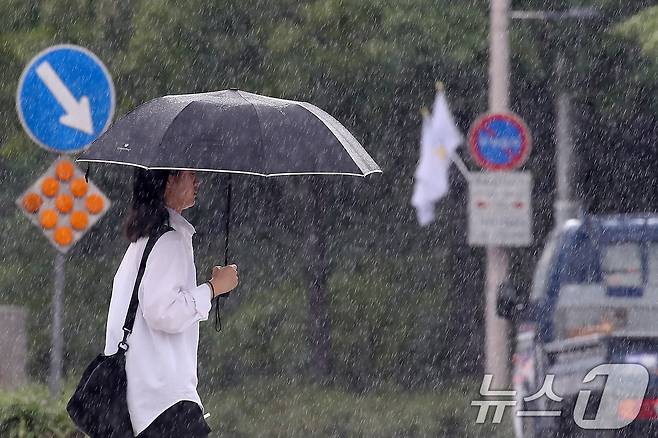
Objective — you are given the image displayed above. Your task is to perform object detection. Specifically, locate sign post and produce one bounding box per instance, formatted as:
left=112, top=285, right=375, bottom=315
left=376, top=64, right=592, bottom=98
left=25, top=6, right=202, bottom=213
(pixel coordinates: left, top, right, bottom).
left=468, top=107, right=533, bottom=392
left=16, top=158, right=111, bottom=396
left=53, top=252, right=64, bottom=398
left=16, top=45, right=114, bottom=396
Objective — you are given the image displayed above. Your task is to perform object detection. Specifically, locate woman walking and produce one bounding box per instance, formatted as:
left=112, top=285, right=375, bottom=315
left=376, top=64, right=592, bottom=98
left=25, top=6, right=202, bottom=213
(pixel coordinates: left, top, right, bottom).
left=103, top=169, right=238, bottom=437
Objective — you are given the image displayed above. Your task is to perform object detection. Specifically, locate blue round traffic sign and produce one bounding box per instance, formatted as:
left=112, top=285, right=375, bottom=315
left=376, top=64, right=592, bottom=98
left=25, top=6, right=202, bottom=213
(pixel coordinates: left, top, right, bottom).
left=468, top=113, right=531, bottom=171
left=16, top=44, right=115, bottom=153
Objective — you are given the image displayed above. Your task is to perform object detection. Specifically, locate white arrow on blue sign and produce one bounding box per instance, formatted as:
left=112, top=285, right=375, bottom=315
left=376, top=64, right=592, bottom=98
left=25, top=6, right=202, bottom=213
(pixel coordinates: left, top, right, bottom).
left=16, top=44, right=115, bottom=154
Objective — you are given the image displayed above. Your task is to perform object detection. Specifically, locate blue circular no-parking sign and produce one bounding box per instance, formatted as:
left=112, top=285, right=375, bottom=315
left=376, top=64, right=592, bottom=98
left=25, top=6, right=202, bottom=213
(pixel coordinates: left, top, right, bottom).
left=16, top=44, right=115, bottom=153
left=468, top=112, right=532, bottom=171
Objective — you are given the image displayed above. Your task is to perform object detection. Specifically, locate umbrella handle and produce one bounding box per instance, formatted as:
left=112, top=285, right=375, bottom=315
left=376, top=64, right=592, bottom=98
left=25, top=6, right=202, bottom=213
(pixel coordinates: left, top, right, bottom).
left=224, top=173, right=231, bottom=267
left=214, top=174, right=232, bottom=332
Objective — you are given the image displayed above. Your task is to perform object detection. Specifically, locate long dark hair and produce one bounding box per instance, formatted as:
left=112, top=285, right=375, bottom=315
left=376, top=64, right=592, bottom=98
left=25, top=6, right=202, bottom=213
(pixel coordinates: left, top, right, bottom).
left=125, top=168, right=178, bottom=242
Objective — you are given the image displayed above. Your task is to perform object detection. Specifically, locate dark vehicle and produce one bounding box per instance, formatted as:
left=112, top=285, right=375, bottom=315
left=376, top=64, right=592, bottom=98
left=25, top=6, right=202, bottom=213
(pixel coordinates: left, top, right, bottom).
left=499, top=215, right=658, bottom=437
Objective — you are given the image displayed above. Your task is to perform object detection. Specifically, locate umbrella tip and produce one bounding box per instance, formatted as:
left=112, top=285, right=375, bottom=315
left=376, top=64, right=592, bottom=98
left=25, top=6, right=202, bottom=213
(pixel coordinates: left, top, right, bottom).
left=229, top=87, right=239, bottom=91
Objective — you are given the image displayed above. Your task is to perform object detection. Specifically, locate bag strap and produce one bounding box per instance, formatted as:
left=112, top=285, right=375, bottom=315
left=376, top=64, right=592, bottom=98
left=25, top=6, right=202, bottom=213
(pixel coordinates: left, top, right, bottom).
left=118, top=225, right=174, bottom=351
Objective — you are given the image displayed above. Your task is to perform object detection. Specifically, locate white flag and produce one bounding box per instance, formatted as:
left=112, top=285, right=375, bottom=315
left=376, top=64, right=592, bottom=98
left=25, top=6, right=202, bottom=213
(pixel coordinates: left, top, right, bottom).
left=411, top=90, right=463, bottom=226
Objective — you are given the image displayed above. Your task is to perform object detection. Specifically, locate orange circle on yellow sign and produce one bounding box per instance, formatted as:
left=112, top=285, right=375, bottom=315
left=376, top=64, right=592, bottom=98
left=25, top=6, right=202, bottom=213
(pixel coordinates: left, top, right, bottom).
left=41, top=177, right=59, bottom=197
left=86, top=194, right=104, bottom=214
left=55, top=194, right=74, bottom=214
left=54, top=227, right=73, bottom=246
left=40, top=209, right=58, bottom=229
left=55, top=160, right=75, bottom=181
left=23, top=193, right=42, bottom=214
left=70, top=178, right=88, bottom=197
left=70, top=211, right=89, bottom=231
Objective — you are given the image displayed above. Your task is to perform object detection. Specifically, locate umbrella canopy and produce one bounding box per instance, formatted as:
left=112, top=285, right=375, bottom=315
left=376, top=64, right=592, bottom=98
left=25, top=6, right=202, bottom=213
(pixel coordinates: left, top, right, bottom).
left=78, top=89, right=381, bottom=177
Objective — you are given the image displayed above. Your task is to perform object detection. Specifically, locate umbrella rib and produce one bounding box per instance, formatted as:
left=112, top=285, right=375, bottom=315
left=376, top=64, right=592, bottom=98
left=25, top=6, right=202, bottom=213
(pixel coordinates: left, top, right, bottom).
left=235, top=91, right=267, bottom=173
left=295, top=102, right=381, bottom=174
left=156, top=100, right=197, bottom=153
left=75, top=159, right=150, bottom=169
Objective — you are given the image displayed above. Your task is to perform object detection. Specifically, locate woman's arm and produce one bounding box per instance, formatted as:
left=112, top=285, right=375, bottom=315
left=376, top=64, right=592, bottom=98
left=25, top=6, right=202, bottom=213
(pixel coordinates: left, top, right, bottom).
left=139, top=233, right=212, bottom=334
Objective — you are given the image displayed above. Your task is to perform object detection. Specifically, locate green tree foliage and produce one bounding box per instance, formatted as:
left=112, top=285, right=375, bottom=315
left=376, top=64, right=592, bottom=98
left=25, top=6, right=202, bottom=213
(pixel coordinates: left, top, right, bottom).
left=0, top=0, right=657, bottom=393
left=618, top=5, right=658, bottom=66
left=329, top=258, right=453, bottom=391
left=202, top=281, right=311, bottom=385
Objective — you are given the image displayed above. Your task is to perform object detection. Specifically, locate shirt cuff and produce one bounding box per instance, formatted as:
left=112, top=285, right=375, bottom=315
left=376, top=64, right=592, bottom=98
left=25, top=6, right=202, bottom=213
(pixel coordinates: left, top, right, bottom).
left=190, top=283, right=213, bottom=319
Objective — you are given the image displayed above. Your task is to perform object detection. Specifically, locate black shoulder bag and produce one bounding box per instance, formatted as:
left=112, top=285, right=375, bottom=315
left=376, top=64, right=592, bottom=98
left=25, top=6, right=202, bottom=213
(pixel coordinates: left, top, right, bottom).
left=67, top=226, right=173, bottom=438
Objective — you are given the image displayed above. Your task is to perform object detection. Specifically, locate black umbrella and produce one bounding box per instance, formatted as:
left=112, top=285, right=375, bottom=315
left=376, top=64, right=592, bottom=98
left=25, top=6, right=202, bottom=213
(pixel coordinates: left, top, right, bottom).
left=78, top=89, right=381, bottom=329
left=78, top=89, right=379, bottom=176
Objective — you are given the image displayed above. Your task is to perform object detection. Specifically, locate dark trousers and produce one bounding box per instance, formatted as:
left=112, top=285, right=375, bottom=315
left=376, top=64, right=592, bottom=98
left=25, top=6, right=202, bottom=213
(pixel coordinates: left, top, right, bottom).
left=137, top=401, right=211, bottom=438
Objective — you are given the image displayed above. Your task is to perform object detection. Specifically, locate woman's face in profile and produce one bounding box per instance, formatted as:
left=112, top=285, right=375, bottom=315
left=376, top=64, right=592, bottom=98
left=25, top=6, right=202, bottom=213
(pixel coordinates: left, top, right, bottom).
left=165, top=171, right=200, bottom=212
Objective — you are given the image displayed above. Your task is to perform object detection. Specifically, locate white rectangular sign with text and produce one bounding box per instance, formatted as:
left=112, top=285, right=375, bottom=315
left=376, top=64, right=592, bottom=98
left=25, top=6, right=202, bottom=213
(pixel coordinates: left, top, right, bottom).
left=468, top=172, right=532, bottom=247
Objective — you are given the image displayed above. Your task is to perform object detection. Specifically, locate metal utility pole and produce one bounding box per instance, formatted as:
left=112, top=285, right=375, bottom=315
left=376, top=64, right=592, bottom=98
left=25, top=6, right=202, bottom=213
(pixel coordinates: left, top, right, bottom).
left=509, top=7, right=599, bottom=230
left=478, top=6, right=599, bottom=395
left=486, top=0, right=511, bottom=388
left=554, top=51, right=578, bottom=229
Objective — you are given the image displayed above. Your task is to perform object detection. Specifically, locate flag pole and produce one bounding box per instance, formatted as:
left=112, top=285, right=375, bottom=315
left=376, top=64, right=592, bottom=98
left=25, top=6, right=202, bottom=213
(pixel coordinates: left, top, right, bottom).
left=450, top=153, right=471, bottom=181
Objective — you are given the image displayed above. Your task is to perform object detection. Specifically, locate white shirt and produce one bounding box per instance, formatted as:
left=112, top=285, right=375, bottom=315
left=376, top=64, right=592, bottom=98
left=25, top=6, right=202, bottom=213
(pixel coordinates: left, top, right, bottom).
left=103, top=208, right=213, bottom=435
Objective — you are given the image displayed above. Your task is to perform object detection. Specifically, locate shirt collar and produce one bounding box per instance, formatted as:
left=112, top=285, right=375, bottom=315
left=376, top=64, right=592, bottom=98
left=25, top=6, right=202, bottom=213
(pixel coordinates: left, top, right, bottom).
left=166, top=207, right=196, bottom=236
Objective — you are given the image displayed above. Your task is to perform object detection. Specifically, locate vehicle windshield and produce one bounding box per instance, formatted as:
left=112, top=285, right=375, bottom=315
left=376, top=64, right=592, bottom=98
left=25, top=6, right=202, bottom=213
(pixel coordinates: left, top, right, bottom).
left=602, top=243, right=643, bottom=289
left=553, top=238, right=658, bottom=339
